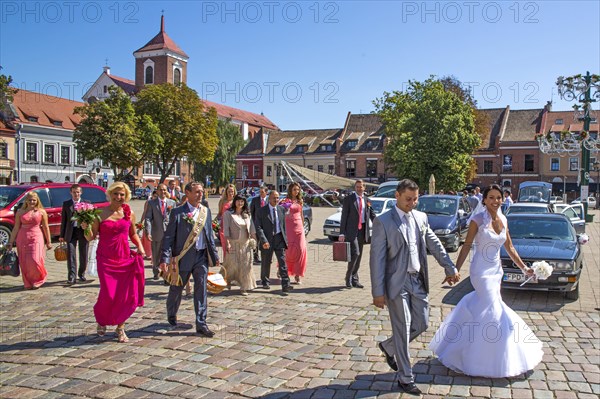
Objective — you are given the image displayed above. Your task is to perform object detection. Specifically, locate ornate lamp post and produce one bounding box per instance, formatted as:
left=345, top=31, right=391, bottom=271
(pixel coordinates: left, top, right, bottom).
left=540, top=72, right=600, bottom=211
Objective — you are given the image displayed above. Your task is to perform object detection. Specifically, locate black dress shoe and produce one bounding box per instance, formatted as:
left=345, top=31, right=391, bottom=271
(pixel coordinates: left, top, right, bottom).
left=153, top=274, right=159, bottom=281
left=167, top=317, right=177, bottom=327
left=352, top=282, right=364, bottom=289
left=378, top=342, right=398, bottom=371
left=196, top=326, right=215, bottom=338
left=398, top=382, right=421, bottom=395
left=345, top=281, right=352, bottom=288
left=67, top=279, right=76, bottom=285
left=78, top=275, right=87, bottom=282
left=262, top=284, right=270, bottom=290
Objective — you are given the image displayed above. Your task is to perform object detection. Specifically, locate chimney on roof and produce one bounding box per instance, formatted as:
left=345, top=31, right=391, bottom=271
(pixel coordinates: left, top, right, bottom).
left=103, top=66, right=110, bottom=75
left=544, top=101, right=552, bottom=112
left=161, top=14, right=165, bottom=32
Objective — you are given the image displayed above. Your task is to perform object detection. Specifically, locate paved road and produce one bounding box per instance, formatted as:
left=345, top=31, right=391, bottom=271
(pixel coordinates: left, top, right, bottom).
left=1, top=197, right=598, bottom=398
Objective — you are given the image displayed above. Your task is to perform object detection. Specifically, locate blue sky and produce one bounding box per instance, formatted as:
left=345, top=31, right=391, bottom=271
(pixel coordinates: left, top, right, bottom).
left=2, top=1, right=599, bottom=130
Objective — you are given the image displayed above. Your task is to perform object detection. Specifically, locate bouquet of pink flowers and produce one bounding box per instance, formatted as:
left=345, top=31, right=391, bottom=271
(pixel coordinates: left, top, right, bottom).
left=71, top=202, right=102, bottom=234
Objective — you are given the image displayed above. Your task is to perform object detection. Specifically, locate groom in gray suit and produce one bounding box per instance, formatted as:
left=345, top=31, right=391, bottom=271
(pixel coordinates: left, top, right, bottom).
left=145, top=184, right=177, bottom=279
left=370, top=179, right=459, bottom=395
left=160, top=182, right=220, bottom=337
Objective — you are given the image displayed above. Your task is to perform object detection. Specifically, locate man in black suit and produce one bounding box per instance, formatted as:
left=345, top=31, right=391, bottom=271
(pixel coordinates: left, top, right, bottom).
left=59, top=184, right=90, bottom=284
left=339, top=179, right=375, bottom=288
left=255, top=190, right=294, bottom=295
left=249, top=185, right=269, bottom=264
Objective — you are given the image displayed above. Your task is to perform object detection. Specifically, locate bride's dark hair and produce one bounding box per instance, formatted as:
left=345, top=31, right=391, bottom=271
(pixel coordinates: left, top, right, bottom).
left=482, top=184, right=503, bottom=205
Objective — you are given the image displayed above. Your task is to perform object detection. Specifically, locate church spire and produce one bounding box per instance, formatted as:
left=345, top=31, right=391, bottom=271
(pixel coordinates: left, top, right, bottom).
left=160, top=12, right=164, bottom=32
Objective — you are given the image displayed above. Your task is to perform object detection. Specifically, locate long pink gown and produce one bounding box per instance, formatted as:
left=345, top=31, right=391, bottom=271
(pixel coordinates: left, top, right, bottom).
left=15, top=211, right=47, bottom=289
left=94, top=215, right=145, bottom=327
left=219, top=201, right=232, bottom=260
left=285, top=202, right=307, bottom=278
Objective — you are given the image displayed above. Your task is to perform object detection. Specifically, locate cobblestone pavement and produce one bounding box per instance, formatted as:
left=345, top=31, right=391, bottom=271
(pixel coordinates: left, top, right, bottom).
left=1, top=198, right=599, bottom=398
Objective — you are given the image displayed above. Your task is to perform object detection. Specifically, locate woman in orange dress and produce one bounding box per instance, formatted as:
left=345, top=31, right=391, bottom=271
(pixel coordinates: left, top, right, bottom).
left=284, top=183, right=307, bottom=284
left=7, top=192, right=52, bottom=290
left=217, top=184, right=237, bottom=261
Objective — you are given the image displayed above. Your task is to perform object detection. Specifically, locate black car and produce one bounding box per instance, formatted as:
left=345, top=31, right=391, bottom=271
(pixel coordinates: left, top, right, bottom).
left=416, top=195, right=472, bottom=252
left=248, top=196, right=312, bottom=236
left=500, top=213, right=584, bottom=300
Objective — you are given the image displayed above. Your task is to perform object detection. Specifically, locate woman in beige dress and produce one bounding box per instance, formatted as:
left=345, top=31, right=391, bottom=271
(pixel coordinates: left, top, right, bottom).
left=222, top=194, right=256, bottom=296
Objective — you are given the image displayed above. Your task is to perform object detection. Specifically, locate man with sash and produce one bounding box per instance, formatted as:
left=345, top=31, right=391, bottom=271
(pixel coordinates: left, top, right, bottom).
left=160, top=182, right=220, bottom=337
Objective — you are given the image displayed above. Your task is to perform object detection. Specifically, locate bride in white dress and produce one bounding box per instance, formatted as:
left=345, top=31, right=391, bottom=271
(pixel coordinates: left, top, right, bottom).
left=430, top=184, right=544, bottom=378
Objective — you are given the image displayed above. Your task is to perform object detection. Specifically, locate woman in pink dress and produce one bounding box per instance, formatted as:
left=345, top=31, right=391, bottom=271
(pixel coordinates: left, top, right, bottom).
left=7, top=192, right=51, bottom=290
left=285, top=183, right=307, bottom=284
left=82, top=182, right=146, bottom=343
left=217, top=184, right=236, bottom=261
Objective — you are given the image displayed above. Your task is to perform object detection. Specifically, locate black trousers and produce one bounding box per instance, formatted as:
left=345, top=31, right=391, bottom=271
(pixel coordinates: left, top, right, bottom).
left=346, top=227, right=366, bottom=284
left=260, top=233, right=291, bottom=288
left=166, top=249, right=209, bottom=329
left=67, top=227, right=88, bottom=280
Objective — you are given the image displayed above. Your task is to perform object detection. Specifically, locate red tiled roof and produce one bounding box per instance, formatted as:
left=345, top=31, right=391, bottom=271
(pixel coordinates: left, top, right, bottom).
left=11, top=89, right=83, bottom=130
left=134, top=16, right=188, bottom=57
left=203, top=99, right=278, bottom=130
left=109, top=74, right=136, bottom=95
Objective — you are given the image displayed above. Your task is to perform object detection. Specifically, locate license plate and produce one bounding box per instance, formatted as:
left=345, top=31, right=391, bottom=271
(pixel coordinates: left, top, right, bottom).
left=503, top=273, right=537, bottom=284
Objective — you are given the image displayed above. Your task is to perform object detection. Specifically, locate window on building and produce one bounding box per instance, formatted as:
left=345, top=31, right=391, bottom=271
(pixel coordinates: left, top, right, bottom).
left=0, top=141, right=8, bottom=159
left=52, top=120, right=62, bottom=127
left=319, top=144, right=333, bottom=151
left=365, top=140, right=379, bottom=150
left=103, top=85, right=108, bottom=94
left=145, top=66, right=153, bottom=84
left=27, top=116, right=38, bottom=123
left=242, top=165, right=249, bottom=178
left=524, top=154, right=534, bottom=172
left=345, top=160, right=356, bottom=177
left=328, top=165, right=334, bottom=174
left=569, top=157, right=579, bottom=171
left=317, top=165, right=323, bottom=173
left=591, top=117, right=597, bottom=123
left=502, top=154, right=513, bottom=172
left=307, top=165, right=313, bottom=170
left=26, top=142, right=38, bottom=162
left=275, top=146, right=285, bottom=153
left=551, top=158, right=560, bottom=171
left=253, top=165, right=259, bottom=177
left=483, top=160, right=493, bottom=173
left=555, top=119, right=564, bottom=125
left=174, top=68, right=181, bottom=85
left=44, top=144, right=55, bottom=164
left=366, top=160, right=377, bottom=177
left=76, top=152, right=85, bottom=166
left=295, top=145, right=307, bottom=154
left=346, top=140, right=358, bottom=149
left=60, top=146, right=71, bottom=164
left=266, top=165, right=272, bottom=177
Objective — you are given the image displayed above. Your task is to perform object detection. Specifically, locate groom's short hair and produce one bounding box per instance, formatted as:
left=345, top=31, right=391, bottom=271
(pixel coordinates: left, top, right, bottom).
left=184, top=181, right=204, bottom=193
left=396, top=179, right=419, bottom=193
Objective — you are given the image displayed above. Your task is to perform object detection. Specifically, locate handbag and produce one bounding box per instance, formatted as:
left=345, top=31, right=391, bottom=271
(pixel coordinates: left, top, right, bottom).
left=333, top=241, right=351, bottom=262
left=54, top=243, right=68, bottom=261
left=0, top=249, right=20, bottom=277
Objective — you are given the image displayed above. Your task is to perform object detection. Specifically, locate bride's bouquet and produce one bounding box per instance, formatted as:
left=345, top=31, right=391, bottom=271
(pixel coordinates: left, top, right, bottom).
left=520, top=260, right=553, bottom=286
left=71, top=202, right=102, bottom=234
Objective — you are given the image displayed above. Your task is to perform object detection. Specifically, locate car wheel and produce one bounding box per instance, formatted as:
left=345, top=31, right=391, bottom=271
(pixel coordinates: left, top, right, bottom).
left=0, top=225, right=11, bottom=246
left=303, top=218, right=310, bottom=236
left=448, top=233, right=460, bottom=252
left=328, top=235, right=338, bottom=242
left=565, top=283, right=579, bottom=300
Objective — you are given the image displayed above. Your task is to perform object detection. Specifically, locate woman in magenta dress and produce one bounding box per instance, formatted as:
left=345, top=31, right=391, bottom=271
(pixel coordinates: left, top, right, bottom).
left=7, top=192, right=51, bottom=290
left=285, top=183, right=307, bottom=284
left=82, top=182, right=146, bottom=343
left=217, top=184, right=236, bottom=261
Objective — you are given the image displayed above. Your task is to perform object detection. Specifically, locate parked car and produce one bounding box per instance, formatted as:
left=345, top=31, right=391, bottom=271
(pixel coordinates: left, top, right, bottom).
left=415, top=195, right=472, bottom=252
left=571, top=196, right=597, bottom=208
left=133, top=188, right=148, bottom=200
left=247, top=196, right=312, bottom=236
left=500, top=213, right=584, bottom=300
left=323, top=197, right=395, bottom=241
left=504, top=203, right=553, bottom=215
left=558, top=204, right=586, bottom=234
left=373, top=180, right=399, bottom=198
left=0, top=183, right=110, bottom=245
left=550, top=195, right=564, bottom=204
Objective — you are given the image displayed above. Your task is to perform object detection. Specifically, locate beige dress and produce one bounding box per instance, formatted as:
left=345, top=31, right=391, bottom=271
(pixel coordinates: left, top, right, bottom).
left=223, top=212, right=257, bottom=291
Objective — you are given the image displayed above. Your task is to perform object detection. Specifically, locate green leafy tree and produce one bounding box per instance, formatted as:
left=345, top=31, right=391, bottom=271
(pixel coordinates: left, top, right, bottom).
left=0, top=66, right=18, bottom=103
left=193, top=119, right=246, bottom=189
left=74, top=86, right=159, bottom=180
left=374, top=76, right=481, bottom=191
left=135, top=83, right=218, bottom=183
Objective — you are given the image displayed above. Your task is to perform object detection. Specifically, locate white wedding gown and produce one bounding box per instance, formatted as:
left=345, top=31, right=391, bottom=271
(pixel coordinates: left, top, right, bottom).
left=429, top=210, right=544, bottom=378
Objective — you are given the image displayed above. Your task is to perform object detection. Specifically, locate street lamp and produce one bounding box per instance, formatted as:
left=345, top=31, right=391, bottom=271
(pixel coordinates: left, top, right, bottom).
left=593, top=161, right=600, bottom=209
left=543, top=72, right=600, bottom=214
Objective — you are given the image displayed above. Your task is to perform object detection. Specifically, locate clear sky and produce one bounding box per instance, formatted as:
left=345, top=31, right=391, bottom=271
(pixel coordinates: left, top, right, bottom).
left=2, top=1, right=599, bottom=130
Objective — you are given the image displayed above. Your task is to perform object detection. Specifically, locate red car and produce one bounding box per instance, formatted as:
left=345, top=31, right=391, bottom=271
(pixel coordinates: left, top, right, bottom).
left=0, top=183, right=109, bottom=245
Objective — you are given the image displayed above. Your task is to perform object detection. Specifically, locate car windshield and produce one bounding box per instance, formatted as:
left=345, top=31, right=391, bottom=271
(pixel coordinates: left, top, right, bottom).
left=508, top=217, right=574, bottom=241
left=370, top=201, right=386, bottom=213
left=0, top=187, right=27, bottom=209
left=505, top=206, right=549, bottom=215
left=416, top=197, right=457, bottom=216
left=374, top=186, right=397, bottom=198
left=517, top=184, right=551, bottom=203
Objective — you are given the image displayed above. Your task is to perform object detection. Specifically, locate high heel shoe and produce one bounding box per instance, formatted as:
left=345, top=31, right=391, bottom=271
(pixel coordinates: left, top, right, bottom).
left=97, top=324, right=106, bottom=336
left=185, top=285, right=192, bottom=296
left=116, top=326, right=129, bottom=343
left=294, top=276, right=302, bottom=285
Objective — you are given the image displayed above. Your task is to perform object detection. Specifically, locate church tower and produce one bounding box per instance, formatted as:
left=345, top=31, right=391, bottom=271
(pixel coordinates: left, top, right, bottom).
left=133, top=15, right=189, bottom=91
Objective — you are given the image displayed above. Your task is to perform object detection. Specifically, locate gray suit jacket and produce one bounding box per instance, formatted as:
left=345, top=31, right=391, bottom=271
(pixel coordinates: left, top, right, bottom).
left=255, top=204, right=287, bottom=249
left=160, top=203, right=219, bottom=271
left=370, top=207, right=457, bottom=300
left=144, top=197, right=177, bottom=242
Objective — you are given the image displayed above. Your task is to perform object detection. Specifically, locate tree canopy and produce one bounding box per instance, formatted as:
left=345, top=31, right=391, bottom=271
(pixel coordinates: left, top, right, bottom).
left=374, top=76, right=481, bottom=191
left=0, top=66, right=18, bottom=103
left=193, top=118, right=246, bottom=189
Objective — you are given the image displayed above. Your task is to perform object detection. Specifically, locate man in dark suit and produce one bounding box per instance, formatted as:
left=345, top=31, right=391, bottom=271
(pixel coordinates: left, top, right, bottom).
left=59, top=184, right=90, bottom=284
left=145, top=184, right=177, bottom=280
left=167, top=180, right=183, bottom=203
left=249, top=185, right=269, bottom=264
left=255, top=190, right=294, bottom=295
left=339, top=179, right=376, bottom=288
left=160, top=182, right=220, bottom=337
